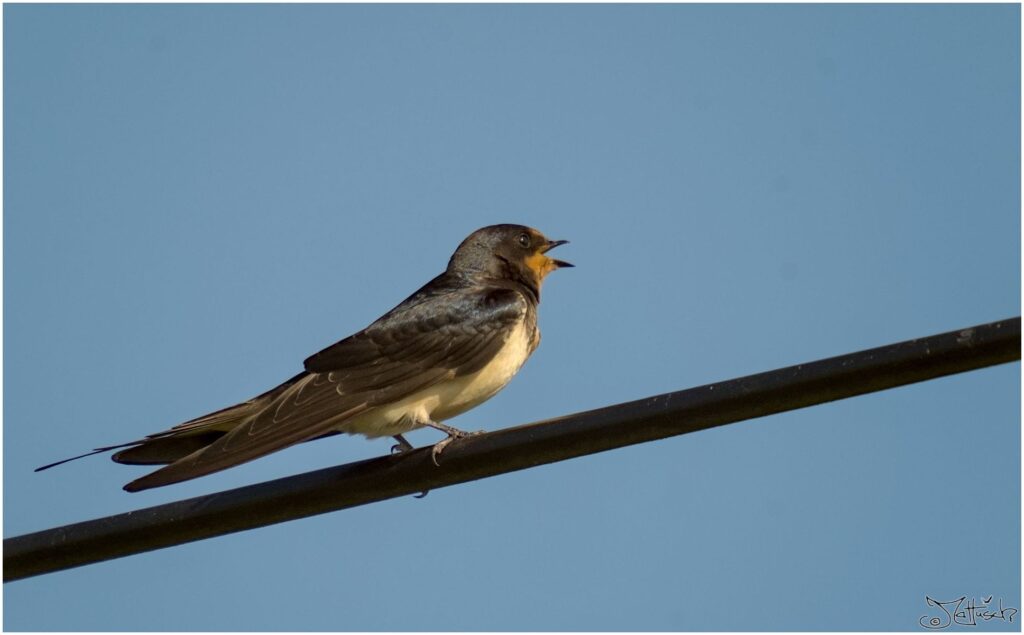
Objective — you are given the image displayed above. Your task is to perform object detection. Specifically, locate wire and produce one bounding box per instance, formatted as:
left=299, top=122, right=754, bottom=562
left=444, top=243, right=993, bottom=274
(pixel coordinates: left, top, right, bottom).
left=5, top=317, right=1019, bottom=582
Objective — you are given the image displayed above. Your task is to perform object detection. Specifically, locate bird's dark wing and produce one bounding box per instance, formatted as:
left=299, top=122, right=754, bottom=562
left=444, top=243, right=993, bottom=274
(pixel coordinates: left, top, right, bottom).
left=124, top=286, right=527, bottom=491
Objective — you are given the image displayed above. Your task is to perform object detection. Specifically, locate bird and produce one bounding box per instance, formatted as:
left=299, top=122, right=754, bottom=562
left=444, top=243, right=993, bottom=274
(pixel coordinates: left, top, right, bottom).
left=35, top=224, right=572, bottom=492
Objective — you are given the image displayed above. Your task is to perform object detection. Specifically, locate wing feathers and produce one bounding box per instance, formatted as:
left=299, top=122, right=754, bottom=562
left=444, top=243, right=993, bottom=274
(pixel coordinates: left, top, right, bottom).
left=124, top=400, right=370, bottom=491
left=120, top=284, right=529, bottom=491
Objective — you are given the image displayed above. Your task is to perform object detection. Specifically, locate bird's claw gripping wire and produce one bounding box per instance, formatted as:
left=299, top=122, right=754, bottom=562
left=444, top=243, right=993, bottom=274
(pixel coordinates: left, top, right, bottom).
left=390, top=434, right=413, bottom=455
left=427, top=424, right=485, bottom=466
left=389, top=435, right=428, bottom=497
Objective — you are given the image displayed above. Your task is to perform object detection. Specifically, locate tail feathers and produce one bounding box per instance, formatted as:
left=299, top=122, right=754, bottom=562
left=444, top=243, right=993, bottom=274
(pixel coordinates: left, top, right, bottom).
left=35, top=428, right=237, bottom=473
left=37, top=373, right=318, bottom=487
left=33, top=388, right=288, bottom=474
left=33, top=405, right=252, bottom=473
left=35, top=441, right=144, bottom=472
left=111, top=431, right=228, bottom=465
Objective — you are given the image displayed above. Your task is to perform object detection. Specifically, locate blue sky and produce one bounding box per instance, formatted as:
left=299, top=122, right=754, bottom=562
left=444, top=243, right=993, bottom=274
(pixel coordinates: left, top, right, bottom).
left=4, top=4, right=1020, bottom=631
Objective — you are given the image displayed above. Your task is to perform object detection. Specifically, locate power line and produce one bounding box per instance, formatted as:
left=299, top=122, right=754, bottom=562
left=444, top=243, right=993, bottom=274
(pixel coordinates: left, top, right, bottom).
left=5, top=317, right=1019, bottom=582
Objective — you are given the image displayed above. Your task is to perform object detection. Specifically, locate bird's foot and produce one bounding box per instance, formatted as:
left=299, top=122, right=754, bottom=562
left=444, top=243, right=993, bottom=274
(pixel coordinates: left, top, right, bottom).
left=429, top=426, right=484, bottom=466
left=389, top=434, right=429, bottom=498
left=390, top=434, right=414, bottom=455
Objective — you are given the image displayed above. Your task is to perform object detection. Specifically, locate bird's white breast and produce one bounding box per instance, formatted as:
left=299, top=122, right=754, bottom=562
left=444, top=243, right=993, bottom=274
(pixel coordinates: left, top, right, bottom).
left=339, top=318, right=535, bottom=438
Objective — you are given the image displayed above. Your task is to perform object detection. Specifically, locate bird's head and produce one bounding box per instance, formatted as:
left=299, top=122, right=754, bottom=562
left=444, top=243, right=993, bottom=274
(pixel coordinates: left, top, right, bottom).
left=448, top=224, right=573, bottom=298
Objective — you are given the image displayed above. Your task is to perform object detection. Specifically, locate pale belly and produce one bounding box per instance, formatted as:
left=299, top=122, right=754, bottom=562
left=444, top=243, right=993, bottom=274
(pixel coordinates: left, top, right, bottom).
left=337, top=320, right=535, bottom=438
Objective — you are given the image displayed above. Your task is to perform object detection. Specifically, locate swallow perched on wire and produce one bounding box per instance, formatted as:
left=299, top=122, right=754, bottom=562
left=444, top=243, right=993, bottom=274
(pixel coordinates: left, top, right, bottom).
left=36, top=224, right=572, bottom=492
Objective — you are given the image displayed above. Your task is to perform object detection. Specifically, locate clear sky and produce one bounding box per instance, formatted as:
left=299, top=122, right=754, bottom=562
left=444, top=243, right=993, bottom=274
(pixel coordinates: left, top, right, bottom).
left=4, top=4, right=1020, bottom=631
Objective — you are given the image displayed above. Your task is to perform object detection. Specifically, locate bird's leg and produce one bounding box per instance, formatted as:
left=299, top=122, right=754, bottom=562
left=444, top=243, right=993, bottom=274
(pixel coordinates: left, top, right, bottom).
left=422, top=420, right=484, bottom=466
left=388, top=433, right=429, bottom=498
left=390, top=434, right=414, bottom=455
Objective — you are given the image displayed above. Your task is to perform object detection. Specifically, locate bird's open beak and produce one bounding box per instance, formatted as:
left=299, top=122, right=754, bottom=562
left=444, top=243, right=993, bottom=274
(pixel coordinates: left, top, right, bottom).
left=542, top=239, right=573, bottom=269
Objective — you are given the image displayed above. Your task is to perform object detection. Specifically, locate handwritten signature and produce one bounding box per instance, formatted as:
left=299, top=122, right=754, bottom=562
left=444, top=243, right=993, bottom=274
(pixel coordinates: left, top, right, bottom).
left=920, top=595, right=1018, bottom=629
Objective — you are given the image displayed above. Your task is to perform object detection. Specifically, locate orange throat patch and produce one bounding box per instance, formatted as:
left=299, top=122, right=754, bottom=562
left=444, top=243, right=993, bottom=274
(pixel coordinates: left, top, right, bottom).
left=525, top=252, right=558, bottom=281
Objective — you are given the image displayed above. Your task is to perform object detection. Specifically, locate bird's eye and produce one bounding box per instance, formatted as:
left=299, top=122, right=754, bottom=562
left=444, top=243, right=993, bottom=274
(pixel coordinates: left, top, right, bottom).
left=517, top=233, right=532, bottom=248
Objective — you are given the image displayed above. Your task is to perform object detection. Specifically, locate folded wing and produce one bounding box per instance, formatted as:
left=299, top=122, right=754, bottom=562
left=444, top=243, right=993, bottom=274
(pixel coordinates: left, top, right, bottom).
left=124, top=285, right=526, bottom=491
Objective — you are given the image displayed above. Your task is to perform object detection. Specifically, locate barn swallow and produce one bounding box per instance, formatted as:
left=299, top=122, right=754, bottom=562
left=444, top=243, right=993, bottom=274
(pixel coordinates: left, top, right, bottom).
left=36, top=224, right=572, bottom=492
